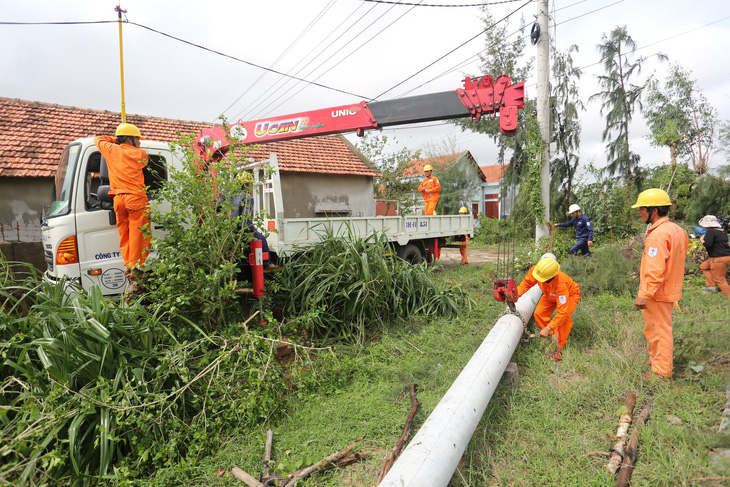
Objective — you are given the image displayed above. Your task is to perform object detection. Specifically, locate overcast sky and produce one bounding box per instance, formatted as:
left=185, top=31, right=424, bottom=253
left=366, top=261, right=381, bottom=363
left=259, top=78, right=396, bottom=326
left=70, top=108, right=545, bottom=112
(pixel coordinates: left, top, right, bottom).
left=2, top=0, right=729, bottom=173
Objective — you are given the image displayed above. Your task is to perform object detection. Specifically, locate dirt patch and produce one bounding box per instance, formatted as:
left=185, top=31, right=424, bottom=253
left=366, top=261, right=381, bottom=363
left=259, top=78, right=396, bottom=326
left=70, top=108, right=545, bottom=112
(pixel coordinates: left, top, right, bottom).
left=437, top=247, right=500, bottom=268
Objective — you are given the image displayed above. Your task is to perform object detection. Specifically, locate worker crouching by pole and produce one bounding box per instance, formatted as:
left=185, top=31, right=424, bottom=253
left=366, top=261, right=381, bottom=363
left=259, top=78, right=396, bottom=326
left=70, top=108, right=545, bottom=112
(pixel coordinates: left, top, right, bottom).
left=94, top=123, right=151, bottom=296
left=516, top=254, right=581, bottom=361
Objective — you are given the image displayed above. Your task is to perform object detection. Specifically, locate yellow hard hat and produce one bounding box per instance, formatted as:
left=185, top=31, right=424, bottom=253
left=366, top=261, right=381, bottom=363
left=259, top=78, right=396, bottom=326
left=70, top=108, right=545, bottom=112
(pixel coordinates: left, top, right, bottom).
left=631, top=188, right=671, bottom=208
left=423, top=164, right=433, bottom=172
left=115, top=123, right=143, bottom=138
left=533, top=257, right=560, bottom=282
left=238, top=171, right=254, bottom=183
left=459, top=207, right=468, bottom=214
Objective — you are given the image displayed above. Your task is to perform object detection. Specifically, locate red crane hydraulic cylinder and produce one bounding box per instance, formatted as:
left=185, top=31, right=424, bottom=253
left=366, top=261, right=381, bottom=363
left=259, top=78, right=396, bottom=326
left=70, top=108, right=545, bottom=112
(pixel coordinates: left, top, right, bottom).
left=249, top=239, right=266, bottom=299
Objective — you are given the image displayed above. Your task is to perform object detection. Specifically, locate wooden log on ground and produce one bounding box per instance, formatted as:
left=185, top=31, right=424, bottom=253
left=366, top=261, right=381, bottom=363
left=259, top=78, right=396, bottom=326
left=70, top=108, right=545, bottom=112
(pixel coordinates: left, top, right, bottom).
left=262, top=429, right=273, bottom=480
left=606, top=392, right=637, bottom=475
left=279, top=435, right=366, bottom=487
left=615, top=404, right=652, bottom=487
left=231, top=467, right=264, bottom=487
left=377, top=383, right=421, bottom=484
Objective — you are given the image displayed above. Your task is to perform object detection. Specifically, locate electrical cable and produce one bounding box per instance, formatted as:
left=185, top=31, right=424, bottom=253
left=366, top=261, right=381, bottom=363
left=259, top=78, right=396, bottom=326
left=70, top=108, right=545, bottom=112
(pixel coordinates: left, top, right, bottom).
left=255, top=1, right=424, bottom=118
left=231, top=1, right=375, bottom=121
left=372, top=0, right=532, bottom=100
left=218, top=0, right=338, bottom=121
left=125, top=21, right=372, bottom=100
left=360, top=0, right=528, bottom=6
left=0, top=20, right=117, bottom=25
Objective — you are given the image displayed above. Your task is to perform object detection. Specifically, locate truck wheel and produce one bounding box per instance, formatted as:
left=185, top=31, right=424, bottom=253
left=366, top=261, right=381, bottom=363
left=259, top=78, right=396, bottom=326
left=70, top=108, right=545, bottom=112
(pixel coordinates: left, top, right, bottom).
left=398, top=244, right=423, bottom=264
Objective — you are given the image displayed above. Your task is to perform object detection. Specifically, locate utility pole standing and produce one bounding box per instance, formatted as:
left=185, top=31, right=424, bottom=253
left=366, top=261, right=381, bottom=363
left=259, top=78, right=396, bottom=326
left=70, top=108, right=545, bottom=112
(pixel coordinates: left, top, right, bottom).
left=535, top=0, right=550, bottom=243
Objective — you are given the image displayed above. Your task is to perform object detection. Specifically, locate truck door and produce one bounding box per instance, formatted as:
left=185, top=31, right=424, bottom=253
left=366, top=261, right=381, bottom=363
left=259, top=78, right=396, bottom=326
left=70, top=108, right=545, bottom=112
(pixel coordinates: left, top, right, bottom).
left=74, top=147, right=169, bottom=295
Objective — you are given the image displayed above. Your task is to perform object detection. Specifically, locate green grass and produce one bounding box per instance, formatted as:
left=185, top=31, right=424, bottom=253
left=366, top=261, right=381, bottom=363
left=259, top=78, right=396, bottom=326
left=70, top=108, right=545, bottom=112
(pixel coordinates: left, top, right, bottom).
left=4, top=247, right=728, bottom=486
left=162, top=255, right=729, bottom=487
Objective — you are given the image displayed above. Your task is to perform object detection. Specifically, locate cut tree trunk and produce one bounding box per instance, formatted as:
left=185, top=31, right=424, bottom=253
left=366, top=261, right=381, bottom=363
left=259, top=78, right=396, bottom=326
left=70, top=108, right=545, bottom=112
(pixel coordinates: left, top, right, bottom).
left=607, top=392, right=637, bottom=475
left=616, top=404, right=652, bottom=487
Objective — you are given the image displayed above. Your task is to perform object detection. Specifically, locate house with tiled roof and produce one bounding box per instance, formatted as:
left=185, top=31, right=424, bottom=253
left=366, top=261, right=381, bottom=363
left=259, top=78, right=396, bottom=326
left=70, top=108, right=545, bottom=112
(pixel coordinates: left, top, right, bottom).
left=0, top=97, right=379, bottom=242
left=403, top=151, right=487, bottom=217
left=480, top=163, right=512, bottom=219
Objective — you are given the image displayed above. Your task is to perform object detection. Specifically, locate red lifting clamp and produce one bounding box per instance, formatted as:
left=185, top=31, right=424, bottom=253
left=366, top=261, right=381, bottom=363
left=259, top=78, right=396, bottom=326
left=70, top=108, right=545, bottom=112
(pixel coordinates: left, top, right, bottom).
left=493, top=277, right=518, bottom=312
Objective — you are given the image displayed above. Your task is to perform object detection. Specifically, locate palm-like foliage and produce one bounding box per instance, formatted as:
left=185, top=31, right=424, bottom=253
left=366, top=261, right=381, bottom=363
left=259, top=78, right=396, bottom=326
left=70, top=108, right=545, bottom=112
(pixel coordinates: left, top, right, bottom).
left=274, top=228, right=471, bottom=346
left=589, top=26, right=664, bottom=202
left=550, top=44, right=584, bottom=216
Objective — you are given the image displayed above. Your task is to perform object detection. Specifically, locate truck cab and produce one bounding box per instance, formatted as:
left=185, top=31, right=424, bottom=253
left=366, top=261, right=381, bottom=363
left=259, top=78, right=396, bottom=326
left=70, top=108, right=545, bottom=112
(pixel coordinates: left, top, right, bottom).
left=41, top=138, right=177, bottom=295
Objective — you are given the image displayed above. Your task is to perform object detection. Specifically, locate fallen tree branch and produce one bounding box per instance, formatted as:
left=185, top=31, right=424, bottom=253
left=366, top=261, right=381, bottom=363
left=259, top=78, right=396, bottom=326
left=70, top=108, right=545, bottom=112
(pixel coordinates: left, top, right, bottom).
left=262, top=429, right=273, bottom=480
left=616, top=404, right=652, bottom=487
left=279, top=435, right=366, bottom=487
left=607, top=392, right=637, bottom=475
left=377, top=384, right=421, bottom=484
left=231, top=467, right=263, bottom=487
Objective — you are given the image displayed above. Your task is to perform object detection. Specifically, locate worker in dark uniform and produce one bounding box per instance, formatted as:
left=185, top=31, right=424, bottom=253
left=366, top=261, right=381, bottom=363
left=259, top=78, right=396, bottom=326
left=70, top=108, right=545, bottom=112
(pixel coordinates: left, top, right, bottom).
left=553, top=203, right=594, bottom=256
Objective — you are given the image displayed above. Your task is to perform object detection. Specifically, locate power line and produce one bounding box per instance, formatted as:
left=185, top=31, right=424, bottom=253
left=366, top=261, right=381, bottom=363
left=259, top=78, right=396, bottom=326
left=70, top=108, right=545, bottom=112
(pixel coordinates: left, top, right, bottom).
left=233, top=2, right=382, bottom=121
left=372, top=0, right=533, bottom=100
left=218, top=0, right=338, bottom=121
left=0, top=20, right=116, bottom=25
left=125, top=21, right=373, bottom=100
left=253, top=1, right=425, bottom=119
left=1, top=17, right=374, bottom=101
left=361, top=0, right=528, bottom=6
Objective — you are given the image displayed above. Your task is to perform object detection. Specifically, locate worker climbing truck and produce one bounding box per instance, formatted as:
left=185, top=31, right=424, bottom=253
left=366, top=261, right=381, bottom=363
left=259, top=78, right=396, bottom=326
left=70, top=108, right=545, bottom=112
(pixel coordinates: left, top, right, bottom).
left=41, top=74, right=524, bottom=296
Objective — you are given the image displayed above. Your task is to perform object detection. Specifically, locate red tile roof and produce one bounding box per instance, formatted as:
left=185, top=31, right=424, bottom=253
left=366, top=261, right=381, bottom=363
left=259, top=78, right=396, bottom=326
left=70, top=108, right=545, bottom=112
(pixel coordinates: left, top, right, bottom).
left=480, top=164, right=508, bottom=182
left=403, top=153, right=460, bottom=177
left=0, top=97, right=378, bottom=178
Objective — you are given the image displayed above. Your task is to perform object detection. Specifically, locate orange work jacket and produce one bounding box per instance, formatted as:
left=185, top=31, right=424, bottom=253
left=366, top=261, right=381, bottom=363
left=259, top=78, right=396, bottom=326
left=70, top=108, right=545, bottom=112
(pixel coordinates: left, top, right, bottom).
left=94, top=136, right=148, bottom=195
left=517, top=268, right=581, bottom=330
left=638, top=216, right=688, bottom=302
left=418, top=176, right=441, bottom=202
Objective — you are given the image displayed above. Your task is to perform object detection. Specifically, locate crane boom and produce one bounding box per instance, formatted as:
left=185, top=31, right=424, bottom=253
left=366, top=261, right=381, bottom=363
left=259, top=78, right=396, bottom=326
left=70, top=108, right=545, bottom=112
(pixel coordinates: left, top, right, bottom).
left=195, top=73, right=524, bottom=162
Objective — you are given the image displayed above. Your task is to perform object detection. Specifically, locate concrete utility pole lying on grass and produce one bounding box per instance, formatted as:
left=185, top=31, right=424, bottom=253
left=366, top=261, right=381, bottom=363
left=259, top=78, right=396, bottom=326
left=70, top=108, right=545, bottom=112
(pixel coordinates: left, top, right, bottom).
left=377, top=285, right=543, bottom=487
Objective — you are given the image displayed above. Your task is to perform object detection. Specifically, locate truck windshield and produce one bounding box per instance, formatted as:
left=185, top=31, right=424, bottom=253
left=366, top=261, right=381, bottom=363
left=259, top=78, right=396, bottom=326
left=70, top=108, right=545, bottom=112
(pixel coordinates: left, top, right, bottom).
left=49, top=144, right=81, bottom=218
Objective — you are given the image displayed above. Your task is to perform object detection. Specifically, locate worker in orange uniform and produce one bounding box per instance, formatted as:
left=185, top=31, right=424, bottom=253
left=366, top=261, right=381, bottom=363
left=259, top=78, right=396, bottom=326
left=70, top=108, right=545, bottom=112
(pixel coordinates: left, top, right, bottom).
left=417, top=164, right=440, bottom=215
left=516, top=254, right=581, bottom=362
left=94, top=123, right=150, bottom=291
left=455, top=207, right=470, bottom=264
left=632, top=188, right=688, bottom=380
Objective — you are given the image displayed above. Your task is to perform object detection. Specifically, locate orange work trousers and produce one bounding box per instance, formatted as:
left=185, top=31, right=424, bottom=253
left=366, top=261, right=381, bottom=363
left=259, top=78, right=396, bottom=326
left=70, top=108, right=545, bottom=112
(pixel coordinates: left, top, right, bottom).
left=113, top=193, right=151, bottom=269
left=534, top=295, right=579, bottom=349
left=424, top=199, right=438, bottom=215
left=700, top=255, right=730, bottom=297
left=641, top=300, right=673, bottom=378
left=459, top=236, right=469, bottom=264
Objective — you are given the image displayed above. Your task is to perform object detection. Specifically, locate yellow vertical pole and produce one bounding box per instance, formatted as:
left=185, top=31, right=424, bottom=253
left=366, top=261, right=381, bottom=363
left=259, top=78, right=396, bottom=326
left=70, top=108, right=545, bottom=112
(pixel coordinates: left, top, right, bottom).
left=115, top=5, right=127, bottom=123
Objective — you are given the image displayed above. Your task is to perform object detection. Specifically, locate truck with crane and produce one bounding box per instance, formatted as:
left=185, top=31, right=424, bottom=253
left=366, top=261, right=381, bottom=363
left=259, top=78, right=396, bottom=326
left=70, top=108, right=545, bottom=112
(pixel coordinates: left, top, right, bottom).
left=40, top=74, right=524, bottom=296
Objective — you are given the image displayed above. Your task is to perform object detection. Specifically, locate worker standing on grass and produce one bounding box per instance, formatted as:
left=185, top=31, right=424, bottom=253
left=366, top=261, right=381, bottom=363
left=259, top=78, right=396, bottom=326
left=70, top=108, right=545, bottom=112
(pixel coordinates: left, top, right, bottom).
left=94, top=123, right=150, bottom=293
left=632, top=188, right=688, bottom=380
left=553, top=204, right=594, bottom=256
left=516, top=254, right=581, bottom=362
left=417, top=164, right=440, bottom=215
left=697, top=214, right=730, bottom=297
left=455, top=207, right=470, bottom=264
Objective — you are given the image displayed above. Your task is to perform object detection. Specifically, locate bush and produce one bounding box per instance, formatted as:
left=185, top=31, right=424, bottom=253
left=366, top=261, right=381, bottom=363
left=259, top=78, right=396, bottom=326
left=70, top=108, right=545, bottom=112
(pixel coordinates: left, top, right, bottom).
left=147, top=128, right=267, bottom=329
left=273, top=229, right=472, bottom=345
left=0, top=279, right=288, bottom=486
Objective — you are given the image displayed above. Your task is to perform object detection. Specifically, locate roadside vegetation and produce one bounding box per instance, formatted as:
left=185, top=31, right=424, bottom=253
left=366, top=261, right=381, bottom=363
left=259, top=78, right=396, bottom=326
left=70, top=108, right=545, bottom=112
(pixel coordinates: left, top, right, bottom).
left=4, top=7, right=730, bottom=485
